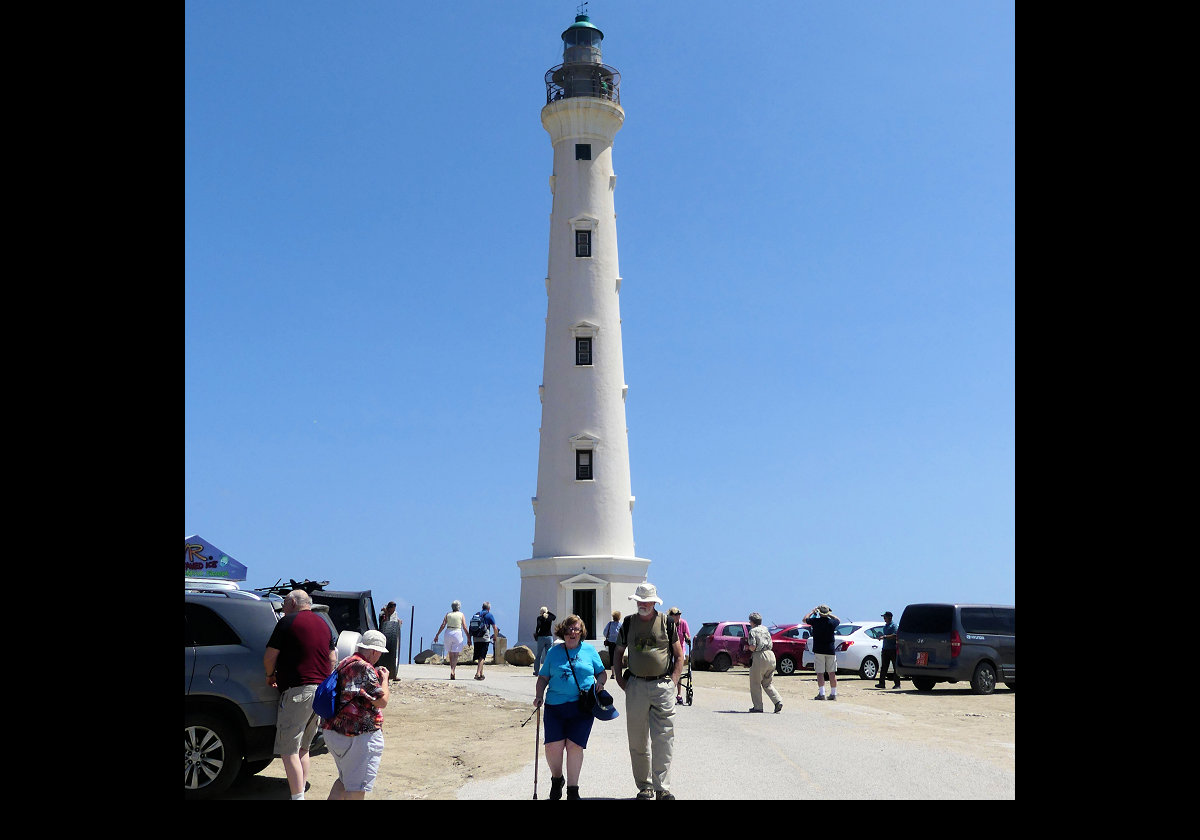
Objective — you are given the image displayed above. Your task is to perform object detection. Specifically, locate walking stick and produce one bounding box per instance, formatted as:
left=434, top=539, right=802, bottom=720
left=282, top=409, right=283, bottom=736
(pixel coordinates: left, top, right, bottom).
left=532, top=705, right=541, bottom=799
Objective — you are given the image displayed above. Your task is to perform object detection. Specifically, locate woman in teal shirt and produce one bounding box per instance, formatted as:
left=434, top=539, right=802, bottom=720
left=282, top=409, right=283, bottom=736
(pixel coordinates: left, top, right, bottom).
left=533, top=614, right=607, bottom=800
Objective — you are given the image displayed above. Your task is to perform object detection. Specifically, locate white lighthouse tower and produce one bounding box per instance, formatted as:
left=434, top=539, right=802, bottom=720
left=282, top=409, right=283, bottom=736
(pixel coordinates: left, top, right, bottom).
left=517, top=12, right=649, bottom=647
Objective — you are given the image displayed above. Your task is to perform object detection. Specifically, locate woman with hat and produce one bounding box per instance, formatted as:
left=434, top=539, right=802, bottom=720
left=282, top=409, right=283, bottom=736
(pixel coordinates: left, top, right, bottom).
left=533, top=614, right=609, bottom=800
left=321, top=630, right=391, bottom=800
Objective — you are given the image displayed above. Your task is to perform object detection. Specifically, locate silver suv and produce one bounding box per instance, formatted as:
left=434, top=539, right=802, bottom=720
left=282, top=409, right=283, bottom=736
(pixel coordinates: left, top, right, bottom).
left=185, top=587, right=283, bottom=798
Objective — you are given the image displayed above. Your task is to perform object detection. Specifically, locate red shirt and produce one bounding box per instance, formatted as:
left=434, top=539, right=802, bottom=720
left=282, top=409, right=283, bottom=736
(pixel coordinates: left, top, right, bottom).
left=266, top=609, right=335, bottom=690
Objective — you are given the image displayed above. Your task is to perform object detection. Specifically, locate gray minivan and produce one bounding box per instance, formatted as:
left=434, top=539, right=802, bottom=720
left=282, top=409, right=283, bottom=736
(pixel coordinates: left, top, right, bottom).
left=895, top=603, right=1014, bottom=694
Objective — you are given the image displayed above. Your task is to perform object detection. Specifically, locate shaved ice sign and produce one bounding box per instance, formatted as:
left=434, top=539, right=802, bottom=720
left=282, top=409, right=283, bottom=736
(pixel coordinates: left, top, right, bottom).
left=185, top=535, right=248, bottom=581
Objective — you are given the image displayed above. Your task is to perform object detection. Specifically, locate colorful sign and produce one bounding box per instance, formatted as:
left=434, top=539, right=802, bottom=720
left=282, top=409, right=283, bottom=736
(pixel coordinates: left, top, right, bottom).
left=185, top=535, right=248, bottom=580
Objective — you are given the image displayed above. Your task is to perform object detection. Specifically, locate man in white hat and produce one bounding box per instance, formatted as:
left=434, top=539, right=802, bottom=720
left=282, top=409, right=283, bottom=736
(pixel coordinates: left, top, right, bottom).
left=611, top=582, right=684, bottom=800
left=322, top=629, right=391, bottom=800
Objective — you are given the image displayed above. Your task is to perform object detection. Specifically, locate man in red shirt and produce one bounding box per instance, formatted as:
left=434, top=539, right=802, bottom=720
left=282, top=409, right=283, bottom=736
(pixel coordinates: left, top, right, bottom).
left=264, top=590, right=337, bottom=800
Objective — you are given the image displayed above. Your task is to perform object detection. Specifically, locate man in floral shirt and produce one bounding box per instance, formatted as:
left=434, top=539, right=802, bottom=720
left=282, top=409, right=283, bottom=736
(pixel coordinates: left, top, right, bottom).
left=321, top=630, right=391, bottom=799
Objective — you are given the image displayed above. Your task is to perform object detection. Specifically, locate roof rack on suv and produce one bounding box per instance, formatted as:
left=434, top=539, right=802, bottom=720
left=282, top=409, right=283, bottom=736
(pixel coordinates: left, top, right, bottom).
left=185, top=587, right=264, bottom=601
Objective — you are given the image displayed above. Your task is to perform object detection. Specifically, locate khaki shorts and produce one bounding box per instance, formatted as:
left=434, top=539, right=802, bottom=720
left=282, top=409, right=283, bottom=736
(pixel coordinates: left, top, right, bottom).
left=274, top=684, right=319, bottom=755
left=813, top=653, right=838, bottom=675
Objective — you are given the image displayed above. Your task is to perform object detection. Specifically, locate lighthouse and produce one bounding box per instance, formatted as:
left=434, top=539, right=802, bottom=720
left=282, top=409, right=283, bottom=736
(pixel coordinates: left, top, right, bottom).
left=517, top=12, right=650, bottom=647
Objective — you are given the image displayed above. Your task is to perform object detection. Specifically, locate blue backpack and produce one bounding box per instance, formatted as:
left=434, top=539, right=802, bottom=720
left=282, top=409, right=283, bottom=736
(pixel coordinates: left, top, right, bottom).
left=312, top=663, right=345, bottom=720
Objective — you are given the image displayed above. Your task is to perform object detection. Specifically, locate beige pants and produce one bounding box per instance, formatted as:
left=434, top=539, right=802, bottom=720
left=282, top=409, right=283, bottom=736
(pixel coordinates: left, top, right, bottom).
left=623, top=676, right=676, bottom=793
left=750, top=650, right=783, bottom=710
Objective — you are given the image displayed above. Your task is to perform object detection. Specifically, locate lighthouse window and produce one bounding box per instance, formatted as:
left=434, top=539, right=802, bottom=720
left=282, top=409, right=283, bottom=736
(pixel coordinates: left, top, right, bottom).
left=576, top=337, right=592, bottom=366
left=575, top=143, right=592, bottom=160
left=576, top=450, right=593, bottom=481
left=575, top=230, right=592, bottom=258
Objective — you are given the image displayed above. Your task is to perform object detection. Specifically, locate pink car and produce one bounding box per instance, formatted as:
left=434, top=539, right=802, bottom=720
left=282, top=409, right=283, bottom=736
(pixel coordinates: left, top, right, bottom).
left=691, top=621, right=752, bottom=671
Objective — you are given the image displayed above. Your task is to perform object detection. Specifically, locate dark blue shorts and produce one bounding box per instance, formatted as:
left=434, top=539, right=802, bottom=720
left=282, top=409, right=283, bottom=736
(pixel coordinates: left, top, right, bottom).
left=543, top=699, right=595, bottom=748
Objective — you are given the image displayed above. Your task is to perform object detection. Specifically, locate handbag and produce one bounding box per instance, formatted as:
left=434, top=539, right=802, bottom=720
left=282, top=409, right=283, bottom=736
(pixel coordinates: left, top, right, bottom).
left=568, top=646, right=597, bottom=714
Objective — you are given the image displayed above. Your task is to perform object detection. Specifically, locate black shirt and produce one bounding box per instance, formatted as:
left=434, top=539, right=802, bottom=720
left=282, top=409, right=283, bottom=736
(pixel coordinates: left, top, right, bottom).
left=808, top=615, right=839, bottom=655
left=535, top=611, right=556, bottom=637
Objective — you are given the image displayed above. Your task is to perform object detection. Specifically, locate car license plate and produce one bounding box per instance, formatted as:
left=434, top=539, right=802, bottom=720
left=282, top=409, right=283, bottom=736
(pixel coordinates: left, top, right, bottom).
left=915, top=651, right=928, bottom=666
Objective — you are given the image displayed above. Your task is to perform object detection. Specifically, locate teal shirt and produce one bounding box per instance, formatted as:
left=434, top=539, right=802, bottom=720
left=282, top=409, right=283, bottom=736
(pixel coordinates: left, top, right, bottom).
left=539, top=642, right=604, bottom=706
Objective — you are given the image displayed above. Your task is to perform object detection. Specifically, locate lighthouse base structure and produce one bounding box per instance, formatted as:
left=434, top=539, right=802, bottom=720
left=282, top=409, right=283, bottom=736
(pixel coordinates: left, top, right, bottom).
left=517, top=555, right=649, bottom=648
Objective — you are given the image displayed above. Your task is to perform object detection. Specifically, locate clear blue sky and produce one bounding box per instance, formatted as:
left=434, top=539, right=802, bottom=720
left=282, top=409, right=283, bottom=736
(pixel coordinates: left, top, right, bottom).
left=185, top=1, right=1015, bottom=646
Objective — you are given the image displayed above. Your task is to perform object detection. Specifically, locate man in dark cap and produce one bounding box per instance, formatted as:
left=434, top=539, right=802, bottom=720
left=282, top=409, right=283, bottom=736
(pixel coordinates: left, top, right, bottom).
left=876, top=610, right=901, bottom=689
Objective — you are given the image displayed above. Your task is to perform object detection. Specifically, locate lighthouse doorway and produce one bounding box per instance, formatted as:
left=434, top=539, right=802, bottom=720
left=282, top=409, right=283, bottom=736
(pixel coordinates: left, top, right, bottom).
left=573, top=588, right=597, bottom=640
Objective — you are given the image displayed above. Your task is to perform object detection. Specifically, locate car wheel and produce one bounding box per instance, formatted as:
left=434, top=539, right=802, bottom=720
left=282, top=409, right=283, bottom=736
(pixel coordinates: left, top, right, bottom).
left=777, top=655, right=797, bottom=676
left=859, top=656, right=878, bottom=680
left=185, top=712, right=244, bottom=799
left=912, top=677, right=936, bottom=692
left=711, top=652, right=731, bottom=672
left=970, top=662, right=997, bottom=695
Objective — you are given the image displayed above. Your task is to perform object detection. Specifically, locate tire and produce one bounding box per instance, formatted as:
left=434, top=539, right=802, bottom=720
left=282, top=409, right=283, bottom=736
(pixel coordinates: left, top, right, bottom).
left=970, top=662, right=997, bottom=695
left=777, top=654, right=797, bottom=676
left=336, top=630, right=363, bottom=662
left=185, top=712, right=244, bottom=799
left=912, top=677, right=936, bottom=692
left=711, top=652, right=732, bottom=672
left=858, top=656, right=879, bottom=680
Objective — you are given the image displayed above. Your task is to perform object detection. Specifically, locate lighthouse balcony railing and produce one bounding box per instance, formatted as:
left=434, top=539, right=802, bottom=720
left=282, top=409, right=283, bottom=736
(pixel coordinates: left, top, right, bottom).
left=545, top=63, right=621, bottom=105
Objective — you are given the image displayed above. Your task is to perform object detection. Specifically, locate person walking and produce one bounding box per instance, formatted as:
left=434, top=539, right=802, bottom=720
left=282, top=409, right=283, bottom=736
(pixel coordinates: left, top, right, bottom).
left=666, top=607, right=691, bottom=705
left=806, top=604, right=840, bottom=700
left=433, top=599, right=469, bottom=680
left=533, top=606, right=557, bottom=676
left=532, top=614, right=609, bottom=800
left=602, top=610, right=622, bottom=677
left=876, top=610, right=901, bottom=689
left=322, top=630, right=391, bottom=800
left=470, top=601, right=500, bottom=681
left=611, top=582, right=684, bottom=800
left=746, top=612, right=784, bottom=713
left=263, top=589, right=337, bottom=800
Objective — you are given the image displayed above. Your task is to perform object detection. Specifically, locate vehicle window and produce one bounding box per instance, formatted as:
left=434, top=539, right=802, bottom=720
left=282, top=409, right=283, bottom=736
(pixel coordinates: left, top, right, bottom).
left=723, top=624, right=745, bottom=637
left=960, top=607, right=999, bottom=634
left=696, top=623, right=717, bottom=638
left=185, top=603, right=241, bottom=647
left=995, top=608, right=1015, bottom=635
left=865, top=627, right=885, bottom=639
left=316, top=600, right=357, bottom=634
left=835, top=624, right=860, bottom=636
left=899, top=605, right=954, bottom=633
left=781, top=628, right=799, bottom=639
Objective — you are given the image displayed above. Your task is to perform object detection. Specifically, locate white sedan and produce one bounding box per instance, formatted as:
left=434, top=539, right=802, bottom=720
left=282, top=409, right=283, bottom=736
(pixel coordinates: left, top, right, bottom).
left=833, top=621, right=888, bottom=679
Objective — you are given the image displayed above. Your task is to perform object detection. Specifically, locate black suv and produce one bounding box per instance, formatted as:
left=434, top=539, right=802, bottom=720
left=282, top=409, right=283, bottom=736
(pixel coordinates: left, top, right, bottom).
left=185, top=587, right=284, bottom=798
left=894, top=603, right=1015, bottom=694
